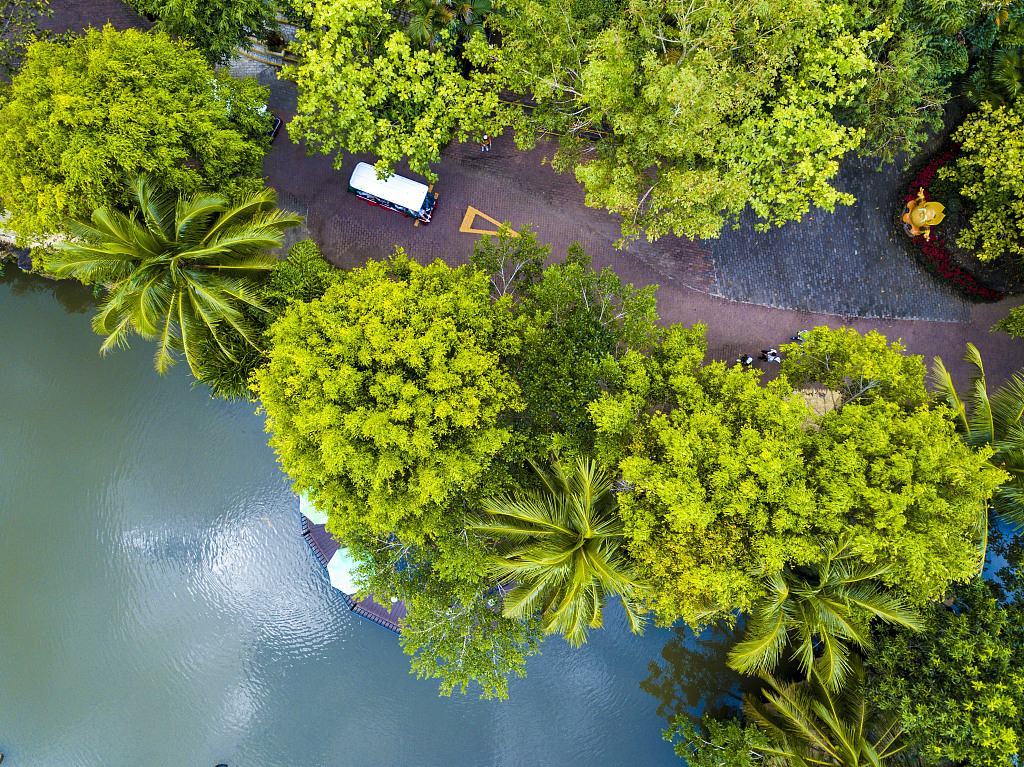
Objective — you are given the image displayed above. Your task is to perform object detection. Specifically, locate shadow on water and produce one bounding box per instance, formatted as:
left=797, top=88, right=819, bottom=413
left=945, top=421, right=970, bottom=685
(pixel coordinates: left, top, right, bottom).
left=1, top=257, right=95, bottom=315
left=640, top=621, right=761, bottom=725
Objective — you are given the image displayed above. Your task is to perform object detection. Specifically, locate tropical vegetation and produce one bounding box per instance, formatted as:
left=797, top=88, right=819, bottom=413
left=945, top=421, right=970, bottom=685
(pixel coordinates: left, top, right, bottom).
left=588, top=325, right=1002, bottom=626
left=939, top=101, right=1024, bottom=264
left=726, top=537, right=922, bottom=692
left=125, top=0, right=281, bottom=65
left=46, top=176, right=302, bottom=376
left=932, top=344, right=1024, bottom=539
left=865, top=574, right=1024, bottom=767
left=470, top=455, right=648, bottom=647
left=0, top=25, right=272, bottom=241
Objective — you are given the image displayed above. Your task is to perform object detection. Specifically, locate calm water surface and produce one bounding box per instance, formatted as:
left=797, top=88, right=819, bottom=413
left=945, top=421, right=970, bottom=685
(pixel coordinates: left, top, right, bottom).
left=0, top=264, right=747, bottom=766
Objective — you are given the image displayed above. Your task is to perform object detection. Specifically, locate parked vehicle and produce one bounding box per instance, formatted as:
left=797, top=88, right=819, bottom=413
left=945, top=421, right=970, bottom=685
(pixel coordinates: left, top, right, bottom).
left=347, top=162, right=437, bottom=224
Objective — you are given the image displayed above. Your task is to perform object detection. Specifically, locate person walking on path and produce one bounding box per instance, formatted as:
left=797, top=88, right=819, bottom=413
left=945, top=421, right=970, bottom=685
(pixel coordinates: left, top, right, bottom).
left=737, top=354, right=754, bottom=369
left=759, top=348, right=781, bottom=363
left=481, top=134, right=492, bottom=152
left=790, top=330, right=809, bottom=343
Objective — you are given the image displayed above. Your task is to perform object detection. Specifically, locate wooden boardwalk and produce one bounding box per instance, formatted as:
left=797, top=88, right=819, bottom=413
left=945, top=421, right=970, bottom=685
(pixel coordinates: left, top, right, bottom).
left=300, top=511, right=408, bottom=634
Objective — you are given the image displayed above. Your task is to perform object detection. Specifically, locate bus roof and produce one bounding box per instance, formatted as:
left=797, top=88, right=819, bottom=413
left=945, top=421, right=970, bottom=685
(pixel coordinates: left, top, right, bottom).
left=348, top=162, right=429, bottom=213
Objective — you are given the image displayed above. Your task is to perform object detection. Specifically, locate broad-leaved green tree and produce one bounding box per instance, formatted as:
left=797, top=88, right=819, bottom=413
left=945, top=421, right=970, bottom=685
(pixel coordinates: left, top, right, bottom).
left=0, top=26, right=271, bottom=241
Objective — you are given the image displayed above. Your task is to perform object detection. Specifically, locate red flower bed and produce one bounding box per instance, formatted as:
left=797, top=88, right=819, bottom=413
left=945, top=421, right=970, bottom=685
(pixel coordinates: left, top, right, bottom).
left=902, top=142, right=1004, bottom=301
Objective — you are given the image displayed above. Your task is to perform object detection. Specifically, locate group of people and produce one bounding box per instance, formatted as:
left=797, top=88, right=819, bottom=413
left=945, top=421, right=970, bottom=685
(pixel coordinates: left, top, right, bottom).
left=737, top=330, right=808, bottom=370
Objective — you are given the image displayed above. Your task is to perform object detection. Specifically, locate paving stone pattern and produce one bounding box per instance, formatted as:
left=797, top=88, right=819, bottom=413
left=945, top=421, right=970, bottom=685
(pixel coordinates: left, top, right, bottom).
left=709, top=155, right=971, bottom=323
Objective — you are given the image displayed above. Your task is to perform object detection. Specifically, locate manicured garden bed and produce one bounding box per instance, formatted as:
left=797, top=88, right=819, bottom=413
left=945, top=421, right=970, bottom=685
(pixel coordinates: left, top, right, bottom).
left=897, top=141, right=1005, bottom=302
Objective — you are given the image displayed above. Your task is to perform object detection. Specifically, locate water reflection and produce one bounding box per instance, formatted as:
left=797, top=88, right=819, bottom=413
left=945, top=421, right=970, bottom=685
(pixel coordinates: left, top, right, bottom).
left=0, top=269, right=686, bottom=767
left=640, top=622, right=760, bottom=724
left=1, top=258, right=95, bottom=314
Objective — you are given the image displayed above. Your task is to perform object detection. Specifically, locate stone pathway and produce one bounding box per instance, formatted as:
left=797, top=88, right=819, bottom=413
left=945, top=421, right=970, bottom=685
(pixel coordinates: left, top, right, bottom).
left=710, top=154, right=971, bottom=323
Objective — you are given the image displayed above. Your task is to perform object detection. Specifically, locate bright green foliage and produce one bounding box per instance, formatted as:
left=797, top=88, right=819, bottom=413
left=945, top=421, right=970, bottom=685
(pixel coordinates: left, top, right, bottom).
left=45, top=176, right=301, bottom=376
left=727, top=537, right=923, bottom=692
left=664, top=715, right=771, bottom=767
left=283, top=0, right=504, bottom=180
left=0, top=0, right=53, bottom=77
left=193, top=238, right=340, bottom=401
left=804, top=399, right=1001, bottom=599
left=589, top=324, right=817, bottom=624
left=470, top=455, right=649, bottom=647
left=745, top=660, right=910, bottom=767
left=125, top=0, right=279, bottom=65
left=256, top=253, right=524, bottom=574
left=780, top=326, right=928, bottom=410
left=589, top=325, right=1001, bottom=626
left=932, top=344, right=1024, bottom=532
left=0, top=26, right=271, bottom=240
left=472, top=227, right=660, bottom=453
left=495, top=0, right=875, bottom=242
left=405, top=0, right=493, bottom=52
left=345, top=530, right=543, bottom=700
left=866, top=577, right=1024, bottom=767
left=941, top=101, right=1024, bottom=263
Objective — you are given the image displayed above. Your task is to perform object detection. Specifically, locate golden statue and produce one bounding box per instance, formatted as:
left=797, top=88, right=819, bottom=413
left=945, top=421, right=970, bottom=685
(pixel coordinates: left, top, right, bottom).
left=902, top=187, right=946, bottom=240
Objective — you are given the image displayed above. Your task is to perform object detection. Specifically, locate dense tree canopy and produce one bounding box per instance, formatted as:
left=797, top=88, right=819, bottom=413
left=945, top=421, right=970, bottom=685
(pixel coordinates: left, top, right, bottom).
left=125, top=0, right=280, bottom=65
left=496, top=0, right=875, bottom=242
left=0, top=26, right=271, bottom=240
left=255, top=252, right=524, bottom=578
left=589, top=325, right=1003, bottom=626
left=779, top=327, right=928, bottom=411
left=471, top=227, right=660, bottom=454
left=284, top=0, right=503, bottom=179
left=866, top=576, right=1024, bottom=767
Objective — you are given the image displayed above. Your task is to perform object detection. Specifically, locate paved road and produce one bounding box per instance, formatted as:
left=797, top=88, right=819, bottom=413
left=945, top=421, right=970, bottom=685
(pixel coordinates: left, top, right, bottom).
left=47, top=0, right=1024, bottom=391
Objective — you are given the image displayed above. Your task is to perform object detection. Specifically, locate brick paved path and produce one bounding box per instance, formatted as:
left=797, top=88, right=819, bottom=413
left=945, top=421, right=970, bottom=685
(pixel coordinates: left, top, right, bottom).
left=42, top=1, right=1024, bottom=390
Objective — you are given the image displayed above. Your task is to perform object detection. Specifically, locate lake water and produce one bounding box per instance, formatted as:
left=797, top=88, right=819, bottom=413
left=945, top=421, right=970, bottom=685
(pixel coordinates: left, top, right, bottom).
left=0, top=263, right=747, bottom=766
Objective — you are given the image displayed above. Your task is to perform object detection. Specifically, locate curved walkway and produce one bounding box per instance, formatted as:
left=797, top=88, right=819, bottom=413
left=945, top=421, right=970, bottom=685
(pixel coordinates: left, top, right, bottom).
left=44, top=0, right=1024, bottom=389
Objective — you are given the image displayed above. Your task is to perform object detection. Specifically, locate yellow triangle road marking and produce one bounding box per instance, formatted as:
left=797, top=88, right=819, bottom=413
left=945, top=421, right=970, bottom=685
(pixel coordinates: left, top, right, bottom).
left=459, top=206, right=518, bottom=237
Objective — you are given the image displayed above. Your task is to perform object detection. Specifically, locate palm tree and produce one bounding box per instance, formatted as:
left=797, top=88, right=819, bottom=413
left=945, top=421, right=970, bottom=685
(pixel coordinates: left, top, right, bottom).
left=745, top=659, right=909, bottom=767
left=405, top=0, right=492, bottom=51
left=468, top=455, right=648, bottom=647
left=727, top=537, right=922, bottom=692
left=966, top=49, right=1024, bottom=108
left=931, top=344, right=1024, bottom=533
left=47, top=176, right=302, bottom=376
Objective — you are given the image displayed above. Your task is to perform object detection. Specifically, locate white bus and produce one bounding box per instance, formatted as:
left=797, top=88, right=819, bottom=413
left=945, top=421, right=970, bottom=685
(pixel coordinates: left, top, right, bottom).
left=347, top=162, right=437, bottom=224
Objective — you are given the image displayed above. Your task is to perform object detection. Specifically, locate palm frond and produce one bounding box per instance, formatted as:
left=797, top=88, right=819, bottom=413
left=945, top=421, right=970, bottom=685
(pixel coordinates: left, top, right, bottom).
left=962, top=344, right=997, bottom=446
left=930, top=355, right=970, bottom=435
left=130, top=175, right=175, bottom=242
left=992, top=483, right=1024, bottom=529
left=728, top=602, right=790, bottom=677
left=841, top=584, right=923, bottom=632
